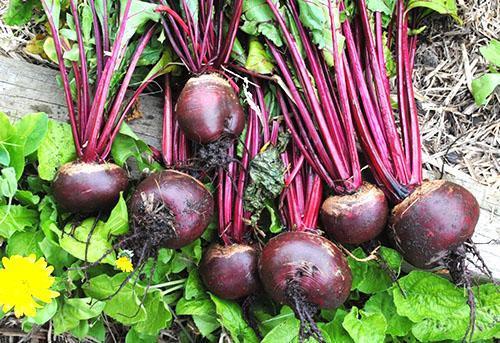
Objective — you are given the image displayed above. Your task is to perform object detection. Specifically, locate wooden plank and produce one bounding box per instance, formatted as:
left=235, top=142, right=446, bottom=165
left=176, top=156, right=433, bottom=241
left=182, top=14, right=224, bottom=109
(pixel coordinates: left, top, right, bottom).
left=0, top=56, right=163, bottom=147
left=1, top=56, right=498, bottom=279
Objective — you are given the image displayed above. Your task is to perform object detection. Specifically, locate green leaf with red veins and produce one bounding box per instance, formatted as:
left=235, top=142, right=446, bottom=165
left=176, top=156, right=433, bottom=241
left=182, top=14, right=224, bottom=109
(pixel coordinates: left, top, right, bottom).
left=245, top=38, right=274, bottom=74
left=366, top=0, right=395, bottom=15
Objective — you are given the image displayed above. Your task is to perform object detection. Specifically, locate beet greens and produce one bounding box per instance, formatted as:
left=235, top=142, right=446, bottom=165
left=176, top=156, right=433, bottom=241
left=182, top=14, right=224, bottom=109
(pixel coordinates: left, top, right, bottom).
left=41, top=0, right=161, bottom=162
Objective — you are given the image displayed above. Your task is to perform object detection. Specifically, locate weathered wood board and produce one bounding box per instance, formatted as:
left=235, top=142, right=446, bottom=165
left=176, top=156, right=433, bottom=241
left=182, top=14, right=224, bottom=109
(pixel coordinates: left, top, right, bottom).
left=1, top=56, right=498, bottom=279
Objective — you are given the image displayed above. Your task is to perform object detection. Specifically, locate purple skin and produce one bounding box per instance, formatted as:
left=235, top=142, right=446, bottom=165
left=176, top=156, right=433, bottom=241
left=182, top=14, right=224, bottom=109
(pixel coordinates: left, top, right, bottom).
left=321, top=182, right=388, bottom=245
left=199, top=244, right=260, bottom=300
left=389, top=180, right=480, bottom=269
left=259, top=231, right=352, bottom=309
left=129, top=170, right=214, bottom=249
left=52, top=162, right=128, bottom=214
left=175, top=74, right=245, bottom=144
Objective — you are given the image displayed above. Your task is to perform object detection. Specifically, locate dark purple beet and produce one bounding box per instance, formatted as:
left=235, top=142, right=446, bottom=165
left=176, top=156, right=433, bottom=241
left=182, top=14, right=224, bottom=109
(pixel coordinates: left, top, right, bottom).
left=199, top=244, right=260, bottom=300
left=52, top=161, right=128, bottom=214
left=320, top=182, right=388, bottom=245
left=259, top=231, right=351, bottom=310
left=175, top=74, right=245, bottom=144
left=129, top=170, right=214, bottom=249
left=388, top=180, right=479, bottom=269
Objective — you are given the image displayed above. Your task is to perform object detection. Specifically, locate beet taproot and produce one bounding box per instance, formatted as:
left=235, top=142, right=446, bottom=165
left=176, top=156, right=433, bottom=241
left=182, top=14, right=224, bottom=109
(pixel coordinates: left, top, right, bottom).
left=175, top=74, right=245, bottom=144
left=259, top=231, right=351, bottom=309
left=199, top=244, right=260, bottom=300
left=129, top=170, right=214, bottom=249
left=52, top=162, right=128, bottom=214
left=388, top=180, right=479, bottom=268
left=321, top=182, right=388, bottom=245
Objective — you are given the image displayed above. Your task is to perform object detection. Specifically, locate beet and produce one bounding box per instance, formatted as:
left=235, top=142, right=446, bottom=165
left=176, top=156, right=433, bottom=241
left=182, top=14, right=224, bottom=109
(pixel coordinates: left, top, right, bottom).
left=129, top=170, right=214, bottom=249
left=52, top=162, right=128, bottom=214
left=199, top=244, right=260, bottom=300
left=320, top=182, right=388, bottom=245
left=388, top=180, right=479, bottom=269
left=259, top=231, right=351, bottom=309
left=175, top=74, right=245, bottom=144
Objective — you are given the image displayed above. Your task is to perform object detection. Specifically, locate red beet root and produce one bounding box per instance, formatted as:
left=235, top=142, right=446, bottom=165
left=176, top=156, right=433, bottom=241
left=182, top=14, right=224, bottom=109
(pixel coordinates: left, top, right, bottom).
left=52, top=162, right=128, bottom=214
left=199, top=244, right=260, bottom=300
left=320, top=182, right=388, bottom=245
left=259, top=231, right=351, bottom=310
left=129, top=170, right=214, bottom=249
left=389, top=180, right=479, bottom=269
left=175, top=74, right=245, bottom=144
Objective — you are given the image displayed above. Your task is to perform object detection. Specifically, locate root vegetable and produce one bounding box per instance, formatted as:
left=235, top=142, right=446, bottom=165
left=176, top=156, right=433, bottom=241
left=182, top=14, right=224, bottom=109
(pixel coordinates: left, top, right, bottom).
left=321, top=182, right=388, bottom=245
left=199, top=244, right=260, bottom=300
left=259, top=231, right=352, bottom=309
left=158, top=1, right=245, bottom=146
left=388, top=180, right=479, bottom=268
left=129, top=170, right=214, bottom=249
left=53, top=162, right=128, bottom=214
left=176, top=74, right=245, bottom=144
left=266, top=0, right=388, bottom=246
left=42, top=0, right=160, bottom=214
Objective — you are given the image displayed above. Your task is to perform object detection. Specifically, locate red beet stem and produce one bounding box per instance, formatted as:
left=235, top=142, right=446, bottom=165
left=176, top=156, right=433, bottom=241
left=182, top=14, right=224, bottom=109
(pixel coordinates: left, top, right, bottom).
left=158, top=0, right=243, bottom=74
left=281, top=146, right=323, bottom=233
left=338, top=0, right=425, bottom=202
left=162, top=75, right=174, bottom=166
left=41, top=0, right=160, bottom=163
left=266, top=0, right=364, bottom=195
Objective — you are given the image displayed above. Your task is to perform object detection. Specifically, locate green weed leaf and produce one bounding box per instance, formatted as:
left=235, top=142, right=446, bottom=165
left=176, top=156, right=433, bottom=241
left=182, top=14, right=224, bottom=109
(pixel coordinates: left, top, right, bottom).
left=342, top=307, right=387, bottom=343
left=38, top=120, right=76, bottom=181
left=210, top=294, right=259, bottom=343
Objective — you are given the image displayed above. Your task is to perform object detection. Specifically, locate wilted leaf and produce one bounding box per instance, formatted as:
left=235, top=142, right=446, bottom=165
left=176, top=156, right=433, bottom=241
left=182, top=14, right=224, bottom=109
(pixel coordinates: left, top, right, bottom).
left=245, top=38, right=274, bottom=74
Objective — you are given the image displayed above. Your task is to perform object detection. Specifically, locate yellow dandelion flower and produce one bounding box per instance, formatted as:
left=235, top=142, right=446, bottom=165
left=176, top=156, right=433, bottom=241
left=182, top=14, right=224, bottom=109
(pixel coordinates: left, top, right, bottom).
left=0, top=254, right=60, bottom=318
left=116, top=256, right=134, bottom=273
